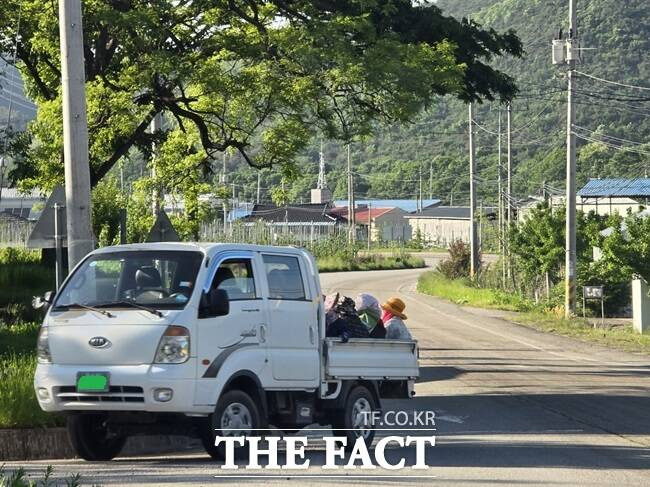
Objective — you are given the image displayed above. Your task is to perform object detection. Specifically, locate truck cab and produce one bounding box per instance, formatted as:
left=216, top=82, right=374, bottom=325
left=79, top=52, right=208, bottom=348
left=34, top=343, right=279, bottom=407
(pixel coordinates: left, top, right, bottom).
left=34, top=242, right=419, bottom=460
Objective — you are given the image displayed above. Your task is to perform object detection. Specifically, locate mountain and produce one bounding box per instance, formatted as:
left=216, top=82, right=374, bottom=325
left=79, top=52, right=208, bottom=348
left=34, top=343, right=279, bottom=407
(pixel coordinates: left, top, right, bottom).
left=230, top=0, right=650, bottom=207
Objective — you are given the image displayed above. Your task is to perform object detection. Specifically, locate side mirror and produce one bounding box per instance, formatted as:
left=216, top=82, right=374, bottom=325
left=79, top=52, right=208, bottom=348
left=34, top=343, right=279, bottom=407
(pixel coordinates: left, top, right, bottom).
left=199, top=288, right=229, bottom=318
left=32, top=291, right=54, bottom=310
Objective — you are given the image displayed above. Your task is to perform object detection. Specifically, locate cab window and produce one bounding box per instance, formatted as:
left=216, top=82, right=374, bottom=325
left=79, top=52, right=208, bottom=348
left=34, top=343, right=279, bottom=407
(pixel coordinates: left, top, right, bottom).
left=262, top=254, right=306, bottom=300
left=211, top=259, right=257, bottom=300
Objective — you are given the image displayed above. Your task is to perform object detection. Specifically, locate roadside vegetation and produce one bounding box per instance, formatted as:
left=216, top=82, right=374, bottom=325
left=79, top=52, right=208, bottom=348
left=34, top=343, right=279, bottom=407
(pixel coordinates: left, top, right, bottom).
left=0, top=250, right=62, bottom=429
left=0, top=323, right=61, bottom=429
left=318, top=253, right=425, bottom=273
left=0, top=248, right=52, bottom=326
left=309, top=236, right=425, bottom=272
left=0, top=465, right=82, bottom=487
left=418, top=272, right=533, bottom=312
left=418, top=223, right=650, bottom=354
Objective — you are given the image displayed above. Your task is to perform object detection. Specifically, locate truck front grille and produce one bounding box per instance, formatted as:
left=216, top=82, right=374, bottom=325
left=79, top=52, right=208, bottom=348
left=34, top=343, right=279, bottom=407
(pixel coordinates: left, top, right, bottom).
left=55, top=385, right=145, bottom=403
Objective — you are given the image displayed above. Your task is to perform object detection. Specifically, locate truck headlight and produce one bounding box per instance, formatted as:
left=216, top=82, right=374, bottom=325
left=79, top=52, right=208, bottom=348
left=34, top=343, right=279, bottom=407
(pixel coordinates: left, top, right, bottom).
left=36, top=327, right=51, bottom=363
left=154, top=326, right=190, bottom=364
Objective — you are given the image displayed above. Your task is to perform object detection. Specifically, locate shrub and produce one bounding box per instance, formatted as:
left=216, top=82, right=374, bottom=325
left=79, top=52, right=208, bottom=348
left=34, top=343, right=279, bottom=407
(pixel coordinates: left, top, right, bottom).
left=0, top=248, right=53, bottom=326
left=436, top=240, right=479, bottom=279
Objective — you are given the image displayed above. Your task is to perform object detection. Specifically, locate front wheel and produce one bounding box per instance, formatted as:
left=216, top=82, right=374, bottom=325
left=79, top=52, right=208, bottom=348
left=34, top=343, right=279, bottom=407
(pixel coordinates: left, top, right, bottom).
left=200, top=390, right=263, bottom=460
left=67, top=414, right=127, bottom=461
left=332, top=385, right=378, bottom=450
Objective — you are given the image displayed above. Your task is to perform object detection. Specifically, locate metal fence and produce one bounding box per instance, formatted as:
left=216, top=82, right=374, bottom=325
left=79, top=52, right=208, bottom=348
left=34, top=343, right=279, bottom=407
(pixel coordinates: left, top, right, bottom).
left=199, top=220, right=348, bottom=246
left=0, top=219, right=33, bottom=248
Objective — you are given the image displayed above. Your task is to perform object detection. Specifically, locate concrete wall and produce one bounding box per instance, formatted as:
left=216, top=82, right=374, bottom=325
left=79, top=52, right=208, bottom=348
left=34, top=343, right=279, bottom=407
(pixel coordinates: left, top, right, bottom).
left=407, top=217, right=469, bottom=247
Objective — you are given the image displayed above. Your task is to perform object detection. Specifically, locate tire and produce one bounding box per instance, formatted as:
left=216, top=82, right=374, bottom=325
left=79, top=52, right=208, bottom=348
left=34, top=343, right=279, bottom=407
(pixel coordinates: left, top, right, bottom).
left=332, top=385, right=378, bottom=450
left=66, top=414, right=126, bottom=461
left=200, top=389, right=263, bottom=460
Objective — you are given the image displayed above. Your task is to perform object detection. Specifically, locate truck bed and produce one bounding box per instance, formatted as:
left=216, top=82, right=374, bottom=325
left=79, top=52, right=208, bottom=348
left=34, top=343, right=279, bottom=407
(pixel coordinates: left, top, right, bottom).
left=323, top=338, right=419, bottom=380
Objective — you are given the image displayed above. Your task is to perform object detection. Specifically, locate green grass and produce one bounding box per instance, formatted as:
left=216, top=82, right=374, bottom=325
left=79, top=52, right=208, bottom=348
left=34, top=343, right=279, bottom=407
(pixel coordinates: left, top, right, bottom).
left=417, top=271, right=534, bottom=312
left=0, top=322, right=40, bottom=356
left=0, top=248, right=54, bottom=326
left=512, top=312, right=650, bottom=354
left=0, top=323, right=63, bottom=429
left=365, top=246, right=447, bottom=254
left=0, top=353, right=62, bottom=428
left=417, top=271, right=650, bottom=355
left=318, top=254, right=426, bottom=272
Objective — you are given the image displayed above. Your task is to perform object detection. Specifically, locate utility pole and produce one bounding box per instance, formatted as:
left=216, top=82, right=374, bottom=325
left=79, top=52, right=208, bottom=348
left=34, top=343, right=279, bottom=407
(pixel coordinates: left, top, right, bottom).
left=429, top=162, right=433, bottom=201
left=506, top=102, right=512, bottom=229
left=468, top=103, right=478, bottom=278
left=256, top=171, right=261, bottom=203
left=506, top=102, right=512, bottom=280
left=565, top=0, right=578, bottom=316
left=150, top=112, right=162, bottom=217
left=418, top=164, right=423, bottom=212
left=58, top=0, right=94, bottom=268
left=497, top=108, right=505, bottom=284
left=367, top=202, right=372, bottom=251
left=347, top=143, right=356, bottom=243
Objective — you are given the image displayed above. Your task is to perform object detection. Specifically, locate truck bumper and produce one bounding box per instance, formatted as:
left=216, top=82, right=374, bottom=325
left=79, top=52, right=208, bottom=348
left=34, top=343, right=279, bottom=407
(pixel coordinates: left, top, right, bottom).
left=34, top=361, right=212, bottom=415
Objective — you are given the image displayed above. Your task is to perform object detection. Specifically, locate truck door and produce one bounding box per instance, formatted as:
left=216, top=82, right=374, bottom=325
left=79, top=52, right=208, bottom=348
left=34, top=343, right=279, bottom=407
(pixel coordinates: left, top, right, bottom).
left=261, top=253, right=319, bottom=384
left=194, top=253, right=266, bottom=404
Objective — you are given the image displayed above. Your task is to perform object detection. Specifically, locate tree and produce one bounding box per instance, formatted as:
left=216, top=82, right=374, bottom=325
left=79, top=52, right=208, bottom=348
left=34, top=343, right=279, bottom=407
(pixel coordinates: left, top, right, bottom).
left=509, top=202, right=565, bottom=290
left=1, top=0, right=522, bottom=191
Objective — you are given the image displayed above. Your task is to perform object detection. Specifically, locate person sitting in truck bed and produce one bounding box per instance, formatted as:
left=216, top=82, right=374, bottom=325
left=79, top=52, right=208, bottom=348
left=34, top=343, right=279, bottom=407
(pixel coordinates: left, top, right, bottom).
left=355, top=293, right=386, bottom=339
left=381, top=297, right=412, bottom=341
left=325, top=293, right=370, bottom=341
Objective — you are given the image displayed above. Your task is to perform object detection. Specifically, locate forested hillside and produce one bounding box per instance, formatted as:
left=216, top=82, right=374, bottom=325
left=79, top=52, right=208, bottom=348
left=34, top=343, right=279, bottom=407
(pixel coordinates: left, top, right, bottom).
left=226, top=0, right=650, bottom=207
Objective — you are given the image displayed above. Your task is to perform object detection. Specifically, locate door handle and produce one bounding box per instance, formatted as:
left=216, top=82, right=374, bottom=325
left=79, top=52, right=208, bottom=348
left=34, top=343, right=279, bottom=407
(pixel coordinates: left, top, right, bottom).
left=259, top=324, right=267, bottom=343
left=240, top=328, right=257, bottom=338
left=309, top=326, right=315, bottom=344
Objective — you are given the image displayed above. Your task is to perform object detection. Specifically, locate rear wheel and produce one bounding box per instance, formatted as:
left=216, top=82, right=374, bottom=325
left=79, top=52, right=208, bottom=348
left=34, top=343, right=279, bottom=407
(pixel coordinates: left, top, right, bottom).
left=332, top=385, right=377, bottom=450
left=67, top=414, right=127, bottom=461
left=200, top=390, right=262, bottom=460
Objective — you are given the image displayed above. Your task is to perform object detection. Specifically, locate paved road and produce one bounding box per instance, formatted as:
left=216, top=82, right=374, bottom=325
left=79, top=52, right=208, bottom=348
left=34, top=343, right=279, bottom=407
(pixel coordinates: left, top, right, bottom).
left=6, top=267, right=650, bottom=486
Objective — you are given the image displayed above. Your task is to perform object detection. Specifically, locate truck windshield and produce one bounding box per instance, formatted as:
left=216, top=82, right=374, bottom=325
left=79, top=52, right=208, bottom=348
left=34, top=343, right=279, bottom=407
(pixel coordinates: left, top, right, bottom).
left=54, top=250, right=204, bottom=311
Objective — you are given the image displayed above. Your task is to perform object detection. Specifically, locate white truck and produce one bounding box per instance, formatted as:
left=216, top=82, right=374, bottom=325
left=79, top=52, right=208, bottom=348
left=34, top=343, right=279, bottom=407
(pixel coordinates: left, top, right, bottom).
left=33, top=243, right=419, bottom=460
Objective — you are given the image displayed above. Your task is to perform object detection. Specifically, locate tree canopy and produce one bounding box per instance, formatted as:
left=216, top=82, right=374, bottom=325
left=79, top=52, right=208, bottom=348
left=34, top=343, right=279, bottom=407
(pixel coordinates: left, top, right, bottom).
left=0, top=0, right=522, bottom=190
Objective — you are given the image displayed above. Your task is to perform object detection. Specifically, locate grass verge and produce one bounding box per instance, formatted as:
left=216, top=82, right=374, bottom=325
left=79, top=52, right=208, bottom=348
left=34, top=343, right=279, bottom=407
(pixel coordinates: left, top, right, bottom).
left=0, top=322, right=63, bottom=429
left=318, top=254, right=425, bottom=273
left=417, top=271, right=650, bottom=355
left=417, top=271, right=534, bottom=312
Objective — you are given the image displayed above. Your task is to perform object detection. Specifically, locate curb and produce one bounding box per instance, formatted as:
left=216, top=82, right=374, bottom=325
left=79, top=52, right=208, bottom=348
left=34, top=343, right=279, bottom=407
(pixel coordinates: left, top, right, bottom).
left=0, top=428, right=201, bottom=461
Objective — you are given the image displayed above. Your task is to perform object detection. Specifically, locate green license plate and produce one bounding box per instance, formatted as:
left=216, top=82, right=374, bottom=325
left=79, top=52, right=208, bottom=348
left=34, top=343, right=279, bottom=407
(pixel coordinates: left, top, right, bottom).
left=76, top=372, right=110, bottom=393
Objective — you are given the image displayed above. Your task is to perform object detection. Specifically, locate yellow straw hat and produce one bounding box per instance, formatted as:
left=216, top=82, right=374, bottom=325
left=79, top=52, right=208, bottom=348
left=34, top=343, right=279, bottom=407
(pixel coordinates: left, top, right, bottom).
left=381, top=297, right=407, bottom=320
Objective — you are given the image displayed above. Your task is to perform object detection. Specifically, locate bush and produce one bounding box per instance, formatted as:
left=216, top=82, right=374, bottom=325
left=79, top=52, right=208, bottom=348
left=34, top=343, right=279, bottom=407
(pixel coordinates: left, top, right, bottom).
left=0, top=248, right=53, bottom=326
left=436, top=240, right=479, bottom=279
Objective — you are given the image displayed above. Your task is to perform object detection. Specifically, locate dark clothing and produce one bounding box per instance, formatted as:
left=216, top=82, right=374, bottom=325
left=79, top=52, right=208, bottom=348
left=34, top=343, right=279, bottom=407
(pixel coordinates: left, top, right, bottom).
left=326, top=315, right=370, bottom=341
left=369, top=319, right=387, bottom=339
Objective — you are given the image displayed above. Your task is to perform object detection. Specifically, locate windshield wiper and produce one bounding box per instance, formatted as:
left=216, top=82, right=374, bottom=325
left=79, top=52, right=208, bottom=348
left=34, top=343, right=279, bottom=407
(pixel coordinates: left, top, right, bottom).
left=54, top=302, right=114, bottom=318
left=95, top=300, right=163, bottom=317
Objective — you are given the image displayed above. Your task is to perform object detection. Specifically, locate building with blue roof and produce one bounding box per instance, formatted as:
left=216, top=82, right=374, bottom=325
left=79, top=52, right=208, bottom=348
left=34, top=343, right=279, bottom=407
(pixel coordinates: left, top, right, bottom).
left=578, top=179, right=648, bottom=215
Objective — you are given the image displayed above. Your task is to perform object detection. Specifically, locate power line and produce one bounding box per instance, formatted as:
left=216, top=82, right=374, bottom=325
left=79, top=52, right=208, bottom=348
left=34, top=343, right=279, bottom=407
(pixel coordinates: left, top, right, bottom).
left=573, top=132, right=650, bottom=156
left=572, top=124, right=648, bottom=146
left=575, top=71, right=650, bottom=92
